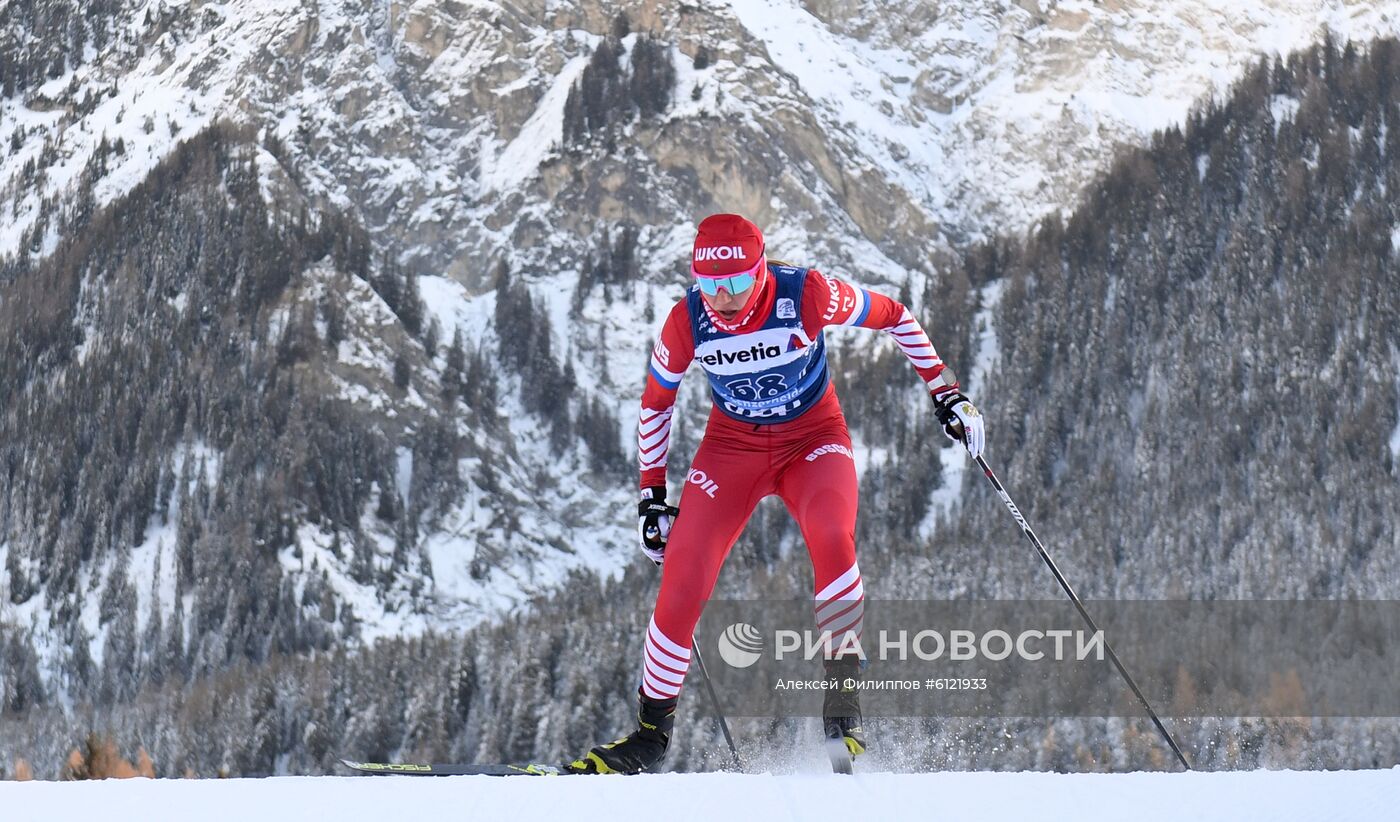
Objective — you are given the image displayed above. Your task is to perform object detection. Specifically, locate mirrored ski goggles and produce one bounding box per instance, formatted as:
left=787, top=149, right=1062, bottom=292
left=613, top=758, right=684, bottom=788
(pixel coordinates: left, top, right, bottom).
left=694, top=252, right=765, bottom=296
left=696, top=271, right=757, bottom=297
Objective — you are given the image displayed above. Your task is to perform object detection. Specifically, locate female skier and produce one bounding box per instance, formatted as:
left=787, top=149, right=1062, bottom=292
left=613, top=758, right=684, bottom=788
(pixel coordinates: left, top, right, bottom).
left=567, top=213, right=985, bottom=774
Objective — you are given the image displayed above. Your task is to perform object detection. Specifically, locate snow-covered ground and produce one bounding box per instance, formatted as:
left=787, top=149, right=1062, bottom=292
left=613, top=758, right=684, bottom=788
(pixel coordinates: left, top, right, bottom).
left=3, top=768, right=1396, bottom=821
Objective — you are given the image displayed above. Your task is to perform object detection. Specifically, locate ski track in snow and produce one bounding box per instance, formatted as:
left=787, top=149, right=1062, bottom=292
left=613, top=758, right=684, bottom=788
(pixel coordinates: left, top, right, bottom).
left=0, top=767, right=1396, bottom=821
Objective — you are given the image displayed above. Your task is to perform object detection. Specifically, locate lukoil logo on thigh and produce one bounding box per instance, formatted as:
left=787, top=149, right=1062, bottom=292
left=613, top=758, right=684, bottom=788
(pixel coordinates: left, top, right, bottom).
left=687, top=468, right=719, bottom=498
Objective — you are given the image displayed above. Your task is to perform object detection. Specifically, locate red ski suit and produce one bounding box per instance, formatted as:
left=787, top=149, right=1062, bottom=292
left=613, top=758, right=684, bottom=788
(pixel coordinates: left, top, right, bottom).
left=636, top=265, right=957, bottom=701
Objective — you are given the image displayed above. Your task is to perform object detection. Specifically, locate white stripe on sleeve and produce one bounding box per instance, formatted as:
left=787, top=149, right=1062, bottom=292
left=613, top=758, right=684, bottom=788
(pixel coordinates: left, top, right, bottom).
left=840, top=287, right=869, bottom=326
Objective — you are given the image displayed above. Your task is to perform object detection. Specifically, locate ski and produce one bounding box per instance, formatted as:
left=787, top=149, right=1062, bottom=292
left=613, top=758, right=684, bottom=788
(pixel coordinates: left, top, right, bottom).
left=339, top=758, right=571, bottom=777
left=824, top=737, right=854, bottom=775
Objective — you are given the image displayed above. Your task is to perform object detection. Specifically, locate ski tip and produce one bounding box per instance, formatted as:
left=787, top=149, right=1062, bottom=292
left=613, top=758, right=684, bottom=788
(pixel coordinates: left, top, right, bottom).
left=824, top=739, right=854, bottom=775
left=339, top=758, right=570, bottom=777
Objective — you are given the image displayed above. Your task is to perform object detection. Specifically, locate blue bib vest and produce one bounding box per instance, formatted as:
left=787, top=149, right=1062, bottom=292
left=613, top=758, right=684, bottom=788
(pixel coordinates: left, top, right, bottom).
left=686, top=264, right=830, bottom=424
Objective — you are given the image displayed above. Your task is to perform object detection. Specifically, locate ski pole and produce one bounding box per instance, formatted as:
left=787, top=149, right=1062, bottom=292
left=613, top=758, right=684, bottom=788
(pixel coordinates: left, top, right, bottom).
left=973, top=454, right=1193, bottom=771
left=690, top=639, right=743, bottom=770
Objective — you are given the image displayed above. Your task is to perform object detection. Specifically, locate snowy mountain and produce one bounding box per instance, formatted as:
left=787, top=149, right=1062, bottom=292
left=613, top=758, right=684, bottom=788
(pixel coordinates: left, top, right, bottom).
left=2, top=0, right=1391, bottom=642
left=3, top=0, right=1400, bottom=774
left=7, top=1, right=1400, bottom=267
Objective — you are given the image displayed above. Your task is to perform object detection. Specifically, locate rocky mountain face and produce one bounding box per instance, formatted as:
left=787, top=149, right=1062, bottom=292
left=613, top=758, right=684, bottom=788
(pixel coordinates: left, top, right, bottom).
left=6, top=1, right=1397, bottom=274
left=2, top=0, right=1399, bottom=775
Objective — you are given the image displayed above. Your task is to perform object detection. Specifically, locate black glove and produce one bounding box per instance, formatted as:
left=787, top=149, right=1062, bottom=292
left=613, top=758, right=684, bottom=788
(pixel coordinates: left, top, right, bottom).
left=638, top=486, right=679, bottom=564
left=933, top=390, right=986, bottom=458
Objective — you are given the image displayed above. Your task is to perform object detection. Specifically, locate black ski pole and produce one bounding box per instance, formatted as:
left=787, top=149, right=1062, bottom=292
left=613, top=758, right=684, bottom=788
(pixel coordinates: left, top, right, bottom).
left=690, top=639, right=743, bottom=770
left=973, top=454, right=1193, bottom=771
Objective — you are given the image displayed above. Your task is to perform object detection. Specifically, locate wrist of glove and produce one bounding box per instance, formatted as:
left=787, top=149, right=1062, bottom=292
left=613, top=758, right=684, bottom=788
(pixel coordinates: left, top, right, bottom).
left=638, top=486, right=679, bottom=565
left=933, top=390, right=986, bottom=459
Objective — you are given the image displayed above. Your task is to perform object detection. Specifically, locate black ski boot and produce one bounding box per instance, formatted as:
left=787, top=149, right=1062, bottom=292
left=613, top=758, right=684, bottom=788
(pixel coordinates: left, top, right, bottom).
left=822, top=656, right=866, bottom=773
left=566, top=690, right=677, bottom=774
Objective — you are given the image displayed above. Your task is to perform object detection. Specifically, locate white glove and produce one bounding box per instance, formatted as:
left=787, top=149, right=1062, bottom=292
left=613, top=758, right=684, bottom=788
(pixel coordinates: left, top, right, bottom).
left=638, top=487, right=677, bottom=564
left=934, top=391, right=986, bottom=459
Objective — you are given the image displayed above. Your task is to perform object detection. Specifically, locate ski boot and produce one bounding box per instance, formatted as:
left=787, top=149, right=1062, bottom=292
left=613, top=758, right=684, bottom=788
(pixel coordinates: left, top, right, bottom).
left=566, top=690, right=677, bottom=774
left=822, top=656, right=866, bottom=774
